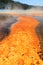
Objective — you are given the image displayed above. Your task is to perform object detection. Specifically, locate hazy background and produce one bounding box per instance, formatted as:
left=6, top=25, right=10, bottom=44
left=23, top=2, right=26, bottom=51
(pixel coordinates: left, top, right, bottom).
left=14, top=0, right=43, bottom=6
left=0, top=0, right=43, bottom=15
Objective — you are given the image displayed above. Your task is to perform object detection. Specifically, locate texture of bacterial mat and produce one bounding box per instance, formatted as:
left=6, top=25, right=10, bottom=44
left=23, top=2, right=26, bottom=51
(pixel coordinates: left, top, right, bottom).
left=0, top=14, right=43, bottom=65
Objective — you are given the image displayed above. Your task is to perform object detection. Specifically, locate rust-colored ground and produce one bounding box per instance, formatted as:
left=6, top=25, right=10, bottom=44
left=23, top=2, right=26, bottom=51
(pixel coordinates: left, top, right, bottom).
left=0, top=15, right=43, bottom=65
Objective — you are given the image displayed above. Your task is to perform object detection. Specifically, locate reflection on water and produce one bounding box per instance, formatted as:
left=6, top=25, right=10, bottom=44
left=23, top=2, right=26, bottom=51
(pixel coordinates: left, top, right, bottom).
left=0, top=9, right=28, bottom=13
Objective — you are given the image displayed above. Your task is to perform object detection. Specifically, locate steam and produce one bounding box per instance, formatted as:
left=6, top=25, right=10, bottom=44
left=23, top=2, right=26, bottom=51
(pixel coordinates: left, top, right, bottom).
left=1, top=3, right=43, bottom=15
left=26, top=7, right=43, bottom=15
left=5, top=3, right=23, bottom=10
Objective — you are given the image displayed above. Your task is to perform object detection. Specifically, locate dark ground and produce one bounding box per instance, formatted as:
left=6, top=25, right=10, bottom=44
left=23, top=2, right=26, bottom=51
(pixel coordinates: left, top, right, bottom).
left=0, top=14, right=18, bottom=41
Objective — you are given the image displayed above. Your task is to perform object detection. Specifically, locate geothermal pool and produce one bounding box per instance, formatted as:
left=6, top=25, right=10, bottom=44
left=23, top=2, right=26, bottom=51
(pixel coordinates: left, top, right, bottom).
left=0, top=14, right=43, bottom=64
left=0, top=14, right=43, bottom=41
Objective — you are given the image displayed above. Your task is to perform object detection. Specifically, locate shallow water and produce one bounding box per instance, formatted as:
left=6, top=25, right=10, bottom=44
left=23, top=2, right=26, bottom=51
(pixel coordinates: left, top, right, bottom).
left=0, top=14, right=43, bottom=48
left=0, top=14, right=18, bottom=41
left=32, top=16, right=43, bottom=53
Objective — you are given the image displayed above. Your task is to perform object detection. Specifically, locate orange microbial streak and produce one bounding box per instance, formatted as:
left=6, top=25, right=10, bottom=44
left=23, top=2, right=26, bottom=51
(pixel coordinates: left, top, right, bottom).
left=0, top=16, right=43, bottom=65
